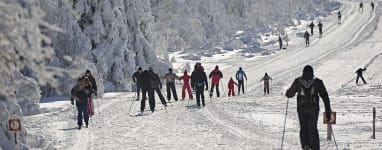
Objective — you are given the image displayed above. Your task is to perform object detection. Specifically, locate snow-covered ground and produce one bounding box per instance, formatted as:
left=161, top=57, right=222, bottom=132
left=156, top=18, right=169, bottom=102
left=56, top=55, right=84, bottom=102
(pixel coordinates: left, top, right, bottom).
left=22, top=1, right=382, bottom=150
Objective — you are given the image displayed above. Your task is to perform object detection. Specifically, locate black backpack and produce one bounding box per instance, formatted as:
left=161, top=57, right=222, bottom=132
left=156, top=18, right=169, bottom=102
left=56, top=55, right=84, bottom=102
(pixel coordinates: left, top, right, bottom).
left=297, top=78, right=318, bottom=113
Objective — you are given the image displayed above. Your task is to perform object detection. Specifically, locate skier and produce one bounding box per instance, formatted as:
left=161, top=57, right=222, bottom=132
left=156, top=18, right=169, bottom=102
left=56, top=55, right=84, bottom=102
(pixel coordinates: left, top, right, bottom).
left=278, top=36, right=283, bottom=49
left=82, top=70, right=97, bottom=116
left=149, top=67, right=167, bottom=107
left=286, top=65, right=332, bottom=150
left=140, top=69, right=156, bottom=113
left=309, top=22, right=315, bottom=35
left=179, top=70, right=193, bottom=100
left=191, top=65, right=208, bottom=108
left=236, top=67, right=247, bottom=95
left=318, top=22, right=323, bottom=37
left=132, top=67, right=143, bottom=101
left=355, top=68, right=367, bottom=85
left=337, top=11, right=342, bottom=24
left=164, top=68, right=179, bottom=102
left=360, top=2, right=364, bottom=13
left=371, top=2, right=375, bottom=11
left=209, top=65, right=223, bottom=97
left=71, top=78, right=92, bottom=129
left=304, top=31, right=310, bottom=47
left=227, top=77, right=238, bottom=97
left=260, top=73, right=272, bottom=95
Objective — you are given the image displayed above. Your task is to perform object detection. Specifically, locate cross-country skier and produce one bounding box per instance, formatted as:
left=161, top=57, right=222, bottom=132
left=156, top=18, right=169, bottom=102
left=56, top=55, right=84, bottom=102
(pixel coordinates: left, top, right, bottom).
left=260, top=73, right=272, bottom=95
left=82, top=70, right=97, bottom=116
left=304, top=31, right=310, bottom=47
left=209, top=65, right=223, bottom=97
left=149, top=67, right=167, bottom=107
left=132, top=67, right=143, bottom=101
left=355, top=68, right=367, bottom=85
left=309, top=22, right=315, bottom=35
left=371, top=2, right=375, bottom=11
left=191, top=65, right=208, bottom=108
left=179, top=70, right=193, bottom=100
left=318, top=22, right=323, bottom=37
left=140, top=69, right=157, bottom=113
left=360, top=2, right=364, bottom=13
left=164, top=68, right=179, bottom=102
left=71, top=78, right=92, bottom=129
left=278, top=36, right=283, bottom=49
left=286, top=65, right=332, bottom=150
left=236, top=67, right=247, bottom=95
left=228, top=77, right=238, bottom=97
left=337, top=11, right=342, bottom=24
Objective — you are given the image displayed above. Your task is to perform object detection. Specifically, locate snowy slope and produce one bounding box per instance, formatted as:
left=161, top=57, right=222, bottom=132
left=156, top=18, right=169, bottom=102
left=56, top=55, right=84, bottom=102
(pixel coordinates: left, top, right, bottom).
left=23, top=1, right=382, bottom=150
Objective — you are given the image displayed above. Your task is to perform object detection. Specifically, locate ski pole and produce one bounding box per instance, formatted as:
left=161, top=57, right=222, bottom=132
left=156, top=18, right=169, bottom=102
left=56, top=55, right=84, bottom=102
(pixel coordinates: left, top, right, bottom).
left=96, top=94, right=100, bottom=114
left=281, top=98, right=290, bottom=150
left=127, top=92, right=137, bottom=115
left=332, top=126, right=339, bottom=150
left=72, top=105, right=76, bottom=121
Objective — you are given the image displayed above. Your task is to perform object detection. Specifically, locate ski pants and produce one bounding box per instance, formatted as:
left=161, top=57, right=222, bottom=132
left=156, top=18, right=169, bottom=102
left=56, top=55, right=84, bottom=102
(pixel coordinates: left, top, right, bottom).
left=264, top=81, right=270, bottom=94
left=182, top=84, right=193, bottom=100
left=306, top=38, right=310, bottom=46
left=298, top=111, right=320, bottom=150
left=154, top=87, right=167, bottom=106
left=77, top=104, right=89, bottom=126
left=141, top=87, right=155, bottom=112
left=195, top=85, right=205, bottom=107
left=356, top=75, right=367, bottom=84
left=279, top=42, right=282, bottom=49
left=136, top=84, right=141, bottom=99
left=210, top=83, right=220, bottom=97
left=310, top=28, right=314, bottom=35
left=166, top=82, right=178, bottom=101
left=228, top=87, right=235, bottom=97
left=319, top=28, right=323, bottom=35
left=238, top=80, right=245, bottom=94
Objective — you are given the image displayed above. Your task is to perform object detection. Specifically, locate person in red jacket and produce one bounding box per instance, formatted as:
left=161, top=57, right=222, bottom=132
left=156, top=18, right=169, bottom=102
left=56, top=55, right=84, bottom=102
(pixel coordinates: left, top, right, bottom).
left=209, top=65, right=223, bottom=97
left=228, top=77, right=238, bottom=97
left=179, top=70, right=193, bottom=100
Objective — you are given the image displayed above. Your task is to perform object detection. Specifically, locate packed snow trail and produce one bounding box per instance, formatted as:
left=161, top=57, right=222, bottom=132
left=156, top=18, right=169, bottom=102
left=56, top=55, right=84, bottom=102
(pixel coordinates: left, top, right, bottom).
left=23, top=1, right=382, bottom=150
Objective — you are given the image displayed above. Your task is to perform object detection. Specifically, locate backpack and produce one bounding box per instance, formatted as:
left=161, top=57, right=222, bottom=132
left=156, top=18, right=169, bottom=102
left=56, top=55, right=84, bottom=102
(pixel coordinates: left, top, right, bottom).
left=297, top=78, right=318, bottom=113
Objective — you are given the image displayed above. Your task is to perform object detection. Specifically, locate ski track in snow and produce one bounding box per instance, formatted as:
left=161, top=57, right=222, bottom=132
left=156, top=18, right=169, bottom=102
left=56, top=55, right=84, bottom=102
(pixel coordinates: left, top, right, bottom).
left=25, top=1, right=382, bottom=149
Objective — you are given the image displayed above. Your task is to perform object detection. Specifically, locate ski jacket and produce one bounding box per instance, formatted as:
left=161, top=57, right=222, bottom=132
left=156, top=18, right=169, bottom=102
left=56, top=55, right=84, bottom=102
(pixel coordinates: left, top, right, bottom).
left=261, top=75, right=272, bottom=83
left=309, top=23, right=315, bottom=28
left=286, top=77, right=331, bottom=113
left=318, top=23, right=323, bottom=29
left=140, top=70, right=157, bottom=89
left=179, top=72, right=191, bottom=86
left=149, top=70, right=162, bottom=88
left=228, top=79, right=238, bottom=89
left=82, top=75, right=97, bottom=93
left=132, top=71, right=142, bottom=85
left=304, top=32, right=310, bottom=39
left=236, top=70, right=247, bottom=81
left=71, top=84, right=91, bottom=106
left=191, top=66, right=208, bottom=89
left=209, top=68, right=223, bottom=85
left=164, top=72, right=178, bottom=83
left=356, top=68, right=366, bottom=76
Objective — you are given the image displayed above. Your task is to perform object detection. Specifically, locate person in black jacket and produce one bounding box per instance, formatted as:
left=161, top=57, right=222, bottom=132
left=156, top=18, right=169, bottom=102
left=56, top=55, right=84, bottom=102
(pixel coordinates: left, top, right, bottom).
left=304, top=31, right=310, bottom=47
left=132, top=67, right=143, bottom=101
left=149, top=67, right=167, bottom=107
left=356, top=68, right=367, bottom=85
left=139, top=69, right=156, bottom=113
left=191, top=64, right=208, bottom=108
left=286, top=65, right=332, bottom=150
left=83, top=70, right=97, bottom=94
left=309, top=22, right=315, bottom=35
left=71, top=78, right=92, bottom=129
left=318, top=22, right=323, bottom=37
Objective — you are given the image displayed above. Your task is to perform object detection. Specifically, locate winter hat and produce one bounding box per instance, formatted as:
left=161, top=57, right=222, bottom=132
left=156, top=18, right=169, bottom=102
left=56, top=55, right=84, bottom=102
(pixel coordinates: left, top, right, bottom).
left=169, top=68, right=173, bottom=72
left=184, top=70, right=187, bottom=74
left=215, top=65, right=219, bottom=69
left=197, top=65, right=203, bottom=70
left=86, top=70, right=91, bottom=73
left=138, top=67, right=142, bottom=71
left=239, top=67, right=242, bottom=71
left=302, top=65, right=314, bottom=80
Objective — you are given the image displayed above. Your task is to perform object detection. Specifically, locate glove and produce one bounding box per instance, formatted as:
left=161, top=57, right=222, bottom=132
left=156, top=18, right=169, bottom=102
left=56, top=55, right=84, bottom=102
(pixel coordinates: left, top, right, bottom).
left=160, top=85, right=163, bottom=89
left=326, top=112, right=331, bottom=122
left=205, top=87, right=208, bottom=91
left=71, top=101, right=74, bottom=105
